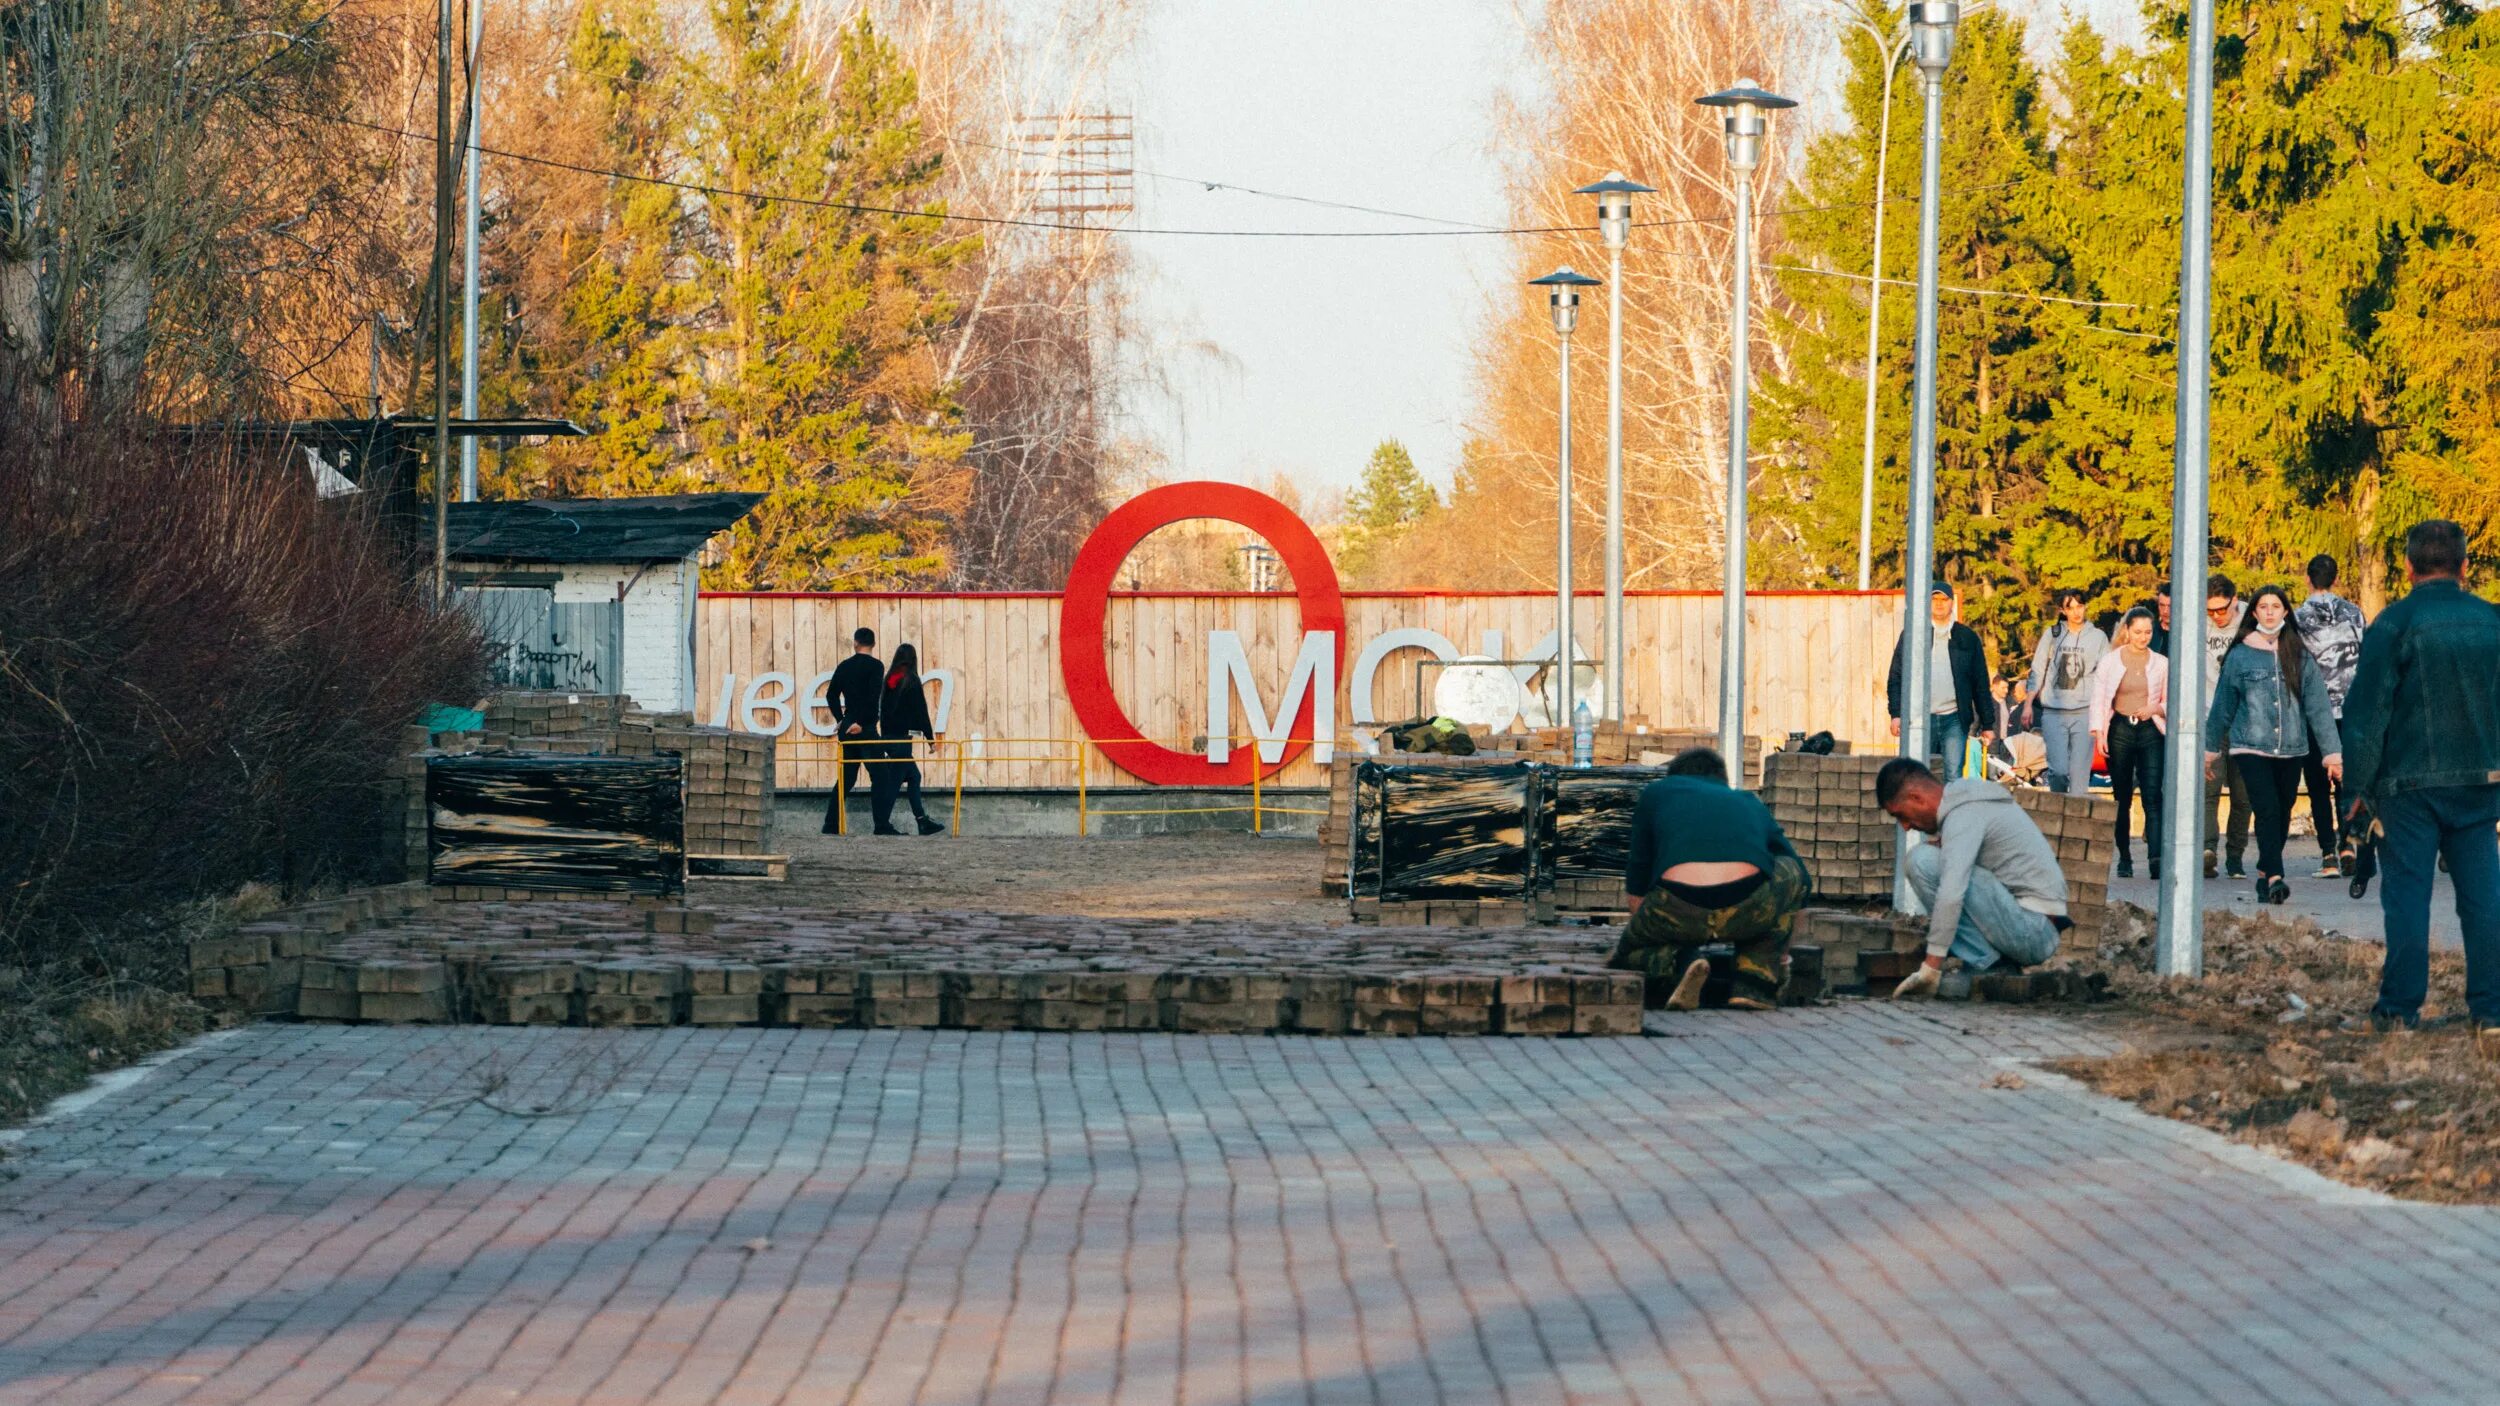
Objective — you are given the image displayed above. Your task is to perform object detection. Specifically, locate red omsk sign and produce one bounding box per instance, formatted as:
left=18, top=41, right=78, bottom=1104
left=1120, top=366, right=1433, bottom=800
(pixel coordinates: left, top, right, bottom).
left=1060, top=482, right=1345, bottom=786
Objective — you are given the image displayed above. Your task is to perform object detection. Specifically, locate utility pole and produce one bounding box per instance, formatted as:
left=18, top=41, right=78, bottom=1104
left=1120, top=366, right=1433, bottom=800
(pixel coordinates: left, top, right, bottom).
left=433, top=0, right=454, bottom=603
left=460, top=0, right=485, bottom=504
left=2157, top=0, right=2221, bottom=978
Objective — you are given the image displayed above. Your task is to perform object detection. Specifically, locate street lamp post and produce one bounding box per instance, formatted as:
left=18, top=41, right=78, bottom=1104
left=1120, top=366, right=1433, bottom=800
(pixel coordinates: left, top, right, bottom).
left=1696, top=81, right=1795, bottom=780
left=2157, top=0, right=2221, bottom=978
left=1575, top=173, right=1655, bottom=724
left=459, top=0, right=486, bottom=503
left=1846, top=16, right=1914, bottom=591
left=1531, top=267, right=1601, bottom=727
left=1894, top=1, right=1957, bottom=904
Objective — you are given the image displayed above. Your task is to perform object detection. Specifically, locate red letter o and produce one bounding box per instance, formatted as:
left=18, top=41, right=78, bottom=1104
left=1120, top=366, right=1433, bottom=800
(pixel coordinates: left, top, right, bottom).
left=1061, top=483, right=1345, bottom=786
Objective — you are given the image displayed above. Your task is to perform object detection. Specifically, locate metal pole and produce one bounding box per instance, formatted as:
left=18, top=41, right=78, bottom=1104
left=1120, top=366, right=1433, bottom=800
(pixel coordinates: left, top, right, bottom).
left=1604, top=242, right=1626, bottom=722
left=2157, top=0, right=2219, bottom=979
left=432, top=0, right=454, bottom=605
left=1557, top=331, right=1576, bottom=727
left=459, top=0, right=485, bottom=503
left=1718, top=171, right=1752, bottom=777
left=1857, top=38, right=1907, bottom=591
left=1892, top=61, right=1948, bottom=912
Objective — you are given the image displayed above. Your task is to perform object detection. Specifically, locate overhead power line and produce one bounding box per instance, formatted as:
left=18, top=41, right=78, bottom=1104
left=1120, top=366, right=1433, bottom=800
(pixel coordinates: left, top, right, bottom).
left=297, top=106, right=2042, bottom=243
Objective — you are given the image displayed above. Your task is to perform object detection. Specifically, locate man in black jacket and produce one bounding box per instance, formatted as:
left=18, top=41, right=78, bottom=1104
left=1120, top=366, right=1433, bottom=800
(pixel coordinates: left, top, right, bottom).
left=2338, top=520, right=2500, bottom=1045
left=1887, top=585, right=1997, bottom=779
left=820, top=627, right=884, bottom=834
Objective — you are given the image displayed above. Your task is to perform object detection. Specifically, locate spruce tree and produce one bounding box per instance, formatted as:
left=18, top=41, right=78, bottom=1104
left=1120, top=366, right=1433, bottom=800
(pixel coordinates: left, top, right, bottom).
left=1339, top=439, right=1439, bottom=578
left=687, top=5, right=975, bottom=590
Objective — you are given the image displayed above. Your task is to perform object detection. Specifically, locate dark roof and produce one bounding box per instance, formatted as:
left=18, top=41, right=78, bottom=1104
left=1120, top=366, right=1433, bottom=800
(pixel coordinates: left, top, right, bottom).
left=446, top=493, right=765, bottom=564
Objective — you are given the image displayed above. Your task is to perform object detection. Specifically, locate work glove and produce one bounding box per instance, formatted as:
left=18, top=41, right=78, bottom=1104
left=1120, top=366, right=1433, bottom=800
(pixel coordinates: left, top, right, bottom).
left=1893, top=964, right=1941, bottom=1001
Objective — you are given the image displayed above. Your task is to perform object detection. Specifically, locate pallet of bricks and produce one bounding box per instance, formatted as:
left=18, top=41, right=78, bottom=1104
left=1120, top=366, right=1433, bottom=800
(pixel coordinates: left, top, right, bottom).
left=2010, top=789, right=2117, bottom=955
left=1318, top=747, right=1524, bottom=898
left=1760, top=748, right=1895, bottom=901
left=392, top=691, right=779, bottom=882
left=1345, top=758, right=1540, bottom=928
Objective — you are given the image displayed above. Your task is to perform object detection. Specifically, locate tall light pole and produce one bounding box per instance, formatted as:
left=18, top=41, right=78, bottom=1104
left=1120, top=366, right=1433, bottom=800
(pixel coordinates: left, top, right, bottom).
left=1531, top=267, right=1601, bottom=727
left=2157, top=0, right=2221, bottom=979
left=1847, top=15, right=1914, bottom=591
left=432, top=0, right=454, bottom=604
left=459, top=0, right=486, bottom=503
left=1575, top=173, right=1655, bottom=724
left=1889, top=2, right=1956, bottom=908
left=1896, top=4, right=1957, bottom=769
left=1696, top=81, right=1795, bottom=781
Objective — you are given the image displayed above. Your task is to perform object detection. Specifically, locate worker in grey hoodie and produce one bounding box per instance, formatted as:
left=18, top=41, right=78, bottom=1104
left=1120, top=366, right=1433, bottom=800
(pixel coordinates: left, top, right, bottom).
left=2024, top=589, right=2110, bottom=796
left=1875, top=757, right=2070, bottom=998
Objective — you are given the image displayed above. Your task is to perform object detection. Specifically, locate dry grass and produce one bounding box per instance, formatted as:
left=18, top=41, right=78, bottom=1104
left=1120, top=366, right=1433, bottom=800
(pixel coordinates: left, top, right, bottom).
left=2059, top=903, right=2500, bottom=1202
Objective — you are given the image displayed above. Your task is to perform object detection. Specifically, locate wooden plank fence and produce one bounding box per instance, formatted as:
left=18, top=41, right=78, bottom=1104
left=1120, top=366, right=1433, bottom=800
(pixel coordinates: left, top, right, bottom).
left=697, top=590, right=1906, bottom=791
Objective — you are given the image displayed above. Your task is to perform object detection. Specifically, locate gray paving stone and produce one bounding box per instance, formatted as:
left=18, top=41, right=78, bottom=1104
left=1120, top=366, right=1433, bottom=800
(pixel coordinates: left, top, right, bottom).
left=1, top=1009, right=2497, bottom=1403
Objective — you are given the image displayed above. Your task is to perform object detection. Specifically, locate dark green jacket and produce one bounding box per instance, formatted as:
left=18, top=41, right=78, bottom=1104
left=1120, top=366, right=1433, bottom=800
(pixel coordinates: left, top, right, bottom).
left=2339, top=579, right=2500, bottom=801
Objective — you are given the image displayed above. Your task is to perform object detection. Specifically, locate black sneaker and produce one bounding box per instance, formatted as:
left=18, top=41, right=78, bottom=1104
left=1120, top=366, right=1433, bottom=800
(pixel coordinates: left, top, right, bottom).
left=916, top=817, right=946, bottom=836
left=2369, top=1009, right=2421, bottom=1034
left=2115, top=855, right=2134, bottom=879
left=2226, top=856, right=2247, bottom=880
left=2203, top=854, right=2218, bottom=879
left=2267, top=876, right=2291, bottom=905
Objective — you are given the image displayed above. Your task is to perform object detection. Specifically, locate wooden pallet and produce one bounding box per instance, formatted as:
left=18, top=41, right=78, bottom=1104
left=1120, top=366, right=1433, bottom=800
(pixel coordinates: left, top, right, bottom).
left=688, top=853, right=789, bottom=881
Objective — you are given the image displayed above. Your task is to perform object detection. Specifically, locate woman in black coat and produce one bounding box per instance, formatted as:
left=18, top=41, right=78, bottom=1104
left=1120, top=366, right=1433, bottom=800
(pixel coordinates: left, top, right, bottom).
left=871, top=643, right=946, bottom=835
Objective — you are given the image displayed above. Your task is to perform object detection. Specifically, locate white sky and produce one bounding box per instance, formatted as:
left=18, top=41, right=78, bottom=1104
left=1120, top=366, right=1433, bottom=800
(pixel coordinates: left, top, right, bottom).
left=1103, top=0, right=2147, bottom=504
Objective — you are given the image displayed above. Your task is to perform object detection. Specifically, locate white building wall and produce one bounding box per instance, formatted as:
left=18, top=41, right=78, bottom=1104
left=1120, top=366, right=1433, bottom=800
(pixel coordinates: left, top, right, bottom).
left=547, top=558, right=694, bottom=712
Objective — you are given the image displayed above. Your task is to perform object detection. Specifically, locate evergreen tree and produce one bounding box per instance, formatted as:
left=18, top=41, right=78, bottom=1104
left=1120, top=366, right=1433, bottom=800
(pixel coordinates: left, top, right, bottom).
left=1762, top=5, right=2066, bottom=653
left=1339, top=438, right=1438, bottom=578
left=688, top=6, right=976, bottom=590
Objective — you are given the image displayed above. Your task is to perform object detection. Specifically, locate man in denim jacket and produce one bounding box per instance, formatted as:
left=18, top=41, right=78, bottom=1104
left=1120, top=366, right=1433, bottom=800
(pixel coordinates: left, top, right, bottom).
left=2338, top=520, right=2500, bottom=1047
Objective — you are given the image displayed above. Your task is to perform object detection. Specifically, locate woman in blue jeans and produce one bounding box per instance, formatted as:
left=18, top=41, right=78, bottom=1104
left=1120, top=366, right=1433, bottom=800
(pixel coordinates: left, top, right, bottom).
left=2204, top=586, right=2341, bottom=905
left=2025, top=589, right=2109, bottom=795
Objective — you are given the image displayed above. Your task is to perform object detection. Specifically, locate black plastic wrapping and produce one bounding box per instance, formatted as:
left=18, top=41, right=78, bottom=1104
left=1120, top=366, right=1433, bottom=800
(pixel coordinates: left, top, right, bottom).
left=428, top=752, right=685, bottom=894
left=1535, top=766, right=1675, bottom=885
left=1354, top=760, right=1535, bottom=899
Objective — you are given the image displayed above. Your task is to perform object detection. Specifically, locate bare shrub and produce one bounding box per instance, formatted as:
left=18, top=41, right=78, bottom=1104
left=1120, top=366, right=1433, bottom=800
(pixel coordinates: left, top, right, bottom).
left=0, top=398, right=488, bottom=964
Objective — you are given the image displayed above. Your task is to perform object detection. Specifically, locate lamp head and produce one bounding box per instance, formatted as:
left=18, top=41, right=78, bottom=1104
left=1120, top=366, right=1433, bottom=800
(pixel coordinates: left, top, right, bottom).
left=1574, top=172, right=1655, bottom=251
left=1529, top=266, right=1601, bottom=337
left=1694, top=80, right=1798, bottom=175
left=1908, top=1, right=1960, bottom=80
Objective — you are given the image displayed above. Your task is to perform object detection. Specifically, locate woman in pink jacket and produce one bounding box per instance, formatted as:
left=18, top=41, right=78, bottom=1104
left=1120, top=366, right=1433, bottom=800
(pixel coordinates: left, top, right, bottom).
left=2089, top=607, right=2169, bottom=878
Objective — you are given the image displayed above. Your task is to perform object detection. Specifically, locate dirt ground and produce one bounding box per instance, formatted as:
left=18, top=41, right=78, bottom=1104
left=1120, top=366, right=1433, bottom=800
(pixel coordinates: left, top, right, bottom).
left=761, top=828, right=1349, bottom=923
left=2061, top=903, right=2500, bottom=1203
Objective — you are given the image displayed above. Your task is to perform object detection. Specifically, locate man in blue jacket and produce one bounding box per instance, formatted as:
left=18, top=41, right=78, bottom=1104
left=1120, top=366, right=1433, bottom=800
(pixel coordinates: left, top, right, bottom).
left=2338, top=520, right=2500, bottom=1049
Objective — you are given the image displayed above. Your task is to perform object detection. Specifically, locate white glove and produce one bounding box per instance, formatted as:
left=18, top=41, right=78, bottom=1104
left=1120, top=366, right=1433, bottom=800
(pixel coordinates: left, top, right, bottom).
left=1893, top=965, right=1941, bottom=1000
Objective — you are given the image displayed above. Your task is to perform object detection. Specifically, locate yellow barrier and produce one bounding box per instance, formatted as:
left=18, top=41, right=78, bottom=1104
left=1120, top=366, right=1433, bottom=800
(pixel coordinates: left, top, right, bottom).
left=792, top=734, right=1358, bottom=837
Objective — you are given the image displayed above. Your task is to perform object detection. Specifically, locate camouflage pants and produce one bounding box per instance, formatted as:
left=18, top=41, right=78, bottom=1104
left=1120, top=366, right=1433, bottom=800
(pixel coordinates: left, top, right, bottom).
left=1608, top=856, right=1809, bottom=1006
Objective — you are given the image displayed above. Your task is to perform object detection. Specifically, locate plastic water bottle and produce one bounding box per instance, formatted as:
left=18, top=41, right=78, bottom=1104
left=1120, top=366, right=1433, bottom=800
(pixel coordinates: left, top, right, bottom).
left=1572, top=699, right=1595, bottom=769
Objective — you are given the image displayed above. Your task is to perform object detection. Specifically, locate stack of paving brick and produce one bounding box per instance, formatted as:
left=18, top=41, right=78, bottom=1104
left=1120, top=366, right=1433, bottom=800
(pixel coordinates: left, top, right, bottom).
left=392, top=692, right=779, bottom=871
left=2010, top=789, right=2119, bottom=954
left=191, top=882, right=435, bottom=1018
left=1629, top=728, right=1765, bottom=788
left=1789, top=907, right=1919, bottom=993
left=275, top=898, right=1648, bottom=1037
left=1760, top=750, right=1897, bottom=900
left=1351, top=895, right=1534, bottom=928
left=1319, top=757, right=1356, bottom=895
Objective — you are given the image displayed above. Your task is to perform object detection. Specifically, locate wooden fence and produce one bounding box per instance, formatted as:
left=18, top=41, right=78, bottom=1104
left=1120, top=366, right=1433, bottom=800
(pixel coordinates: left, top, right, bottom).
left=697, top=590, right=1905, bottom=791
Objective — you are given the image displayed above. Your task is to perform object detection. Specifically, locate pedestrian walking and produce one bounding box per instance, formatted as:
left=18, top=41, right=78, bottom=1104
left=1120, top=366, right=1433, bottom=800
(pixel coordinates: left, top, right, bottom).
left=820, top=627, right=883, bottom=834
left=2337, top=520, right=2500, bottom=1048
left=2199, top=574, right=2253, bottom=877
left=2203, top=586, right=2342, bottom=906
left=2147, top=584, right=2174, bottom=657
left=2294, top=553, right=2367, bottom=877
left=2025, top=589, right=2108, bottom=795
left=870, top=644, right=948, bottom=837
left=1876, top=759, right=2070, bottom=998
left=1613, top=748, right=1811, bottom=1011
left=1886, top=584, right=1996, bottom=778
left=2090, top=607, right=2168, bottom=879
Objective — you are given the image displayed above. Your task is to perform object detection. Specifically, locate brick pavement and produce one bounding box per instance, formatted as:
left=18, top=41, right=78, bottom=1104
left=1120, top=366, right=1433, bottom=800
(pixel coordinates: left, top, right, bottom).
left=3, top=1008, right=2498, bottom=1405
